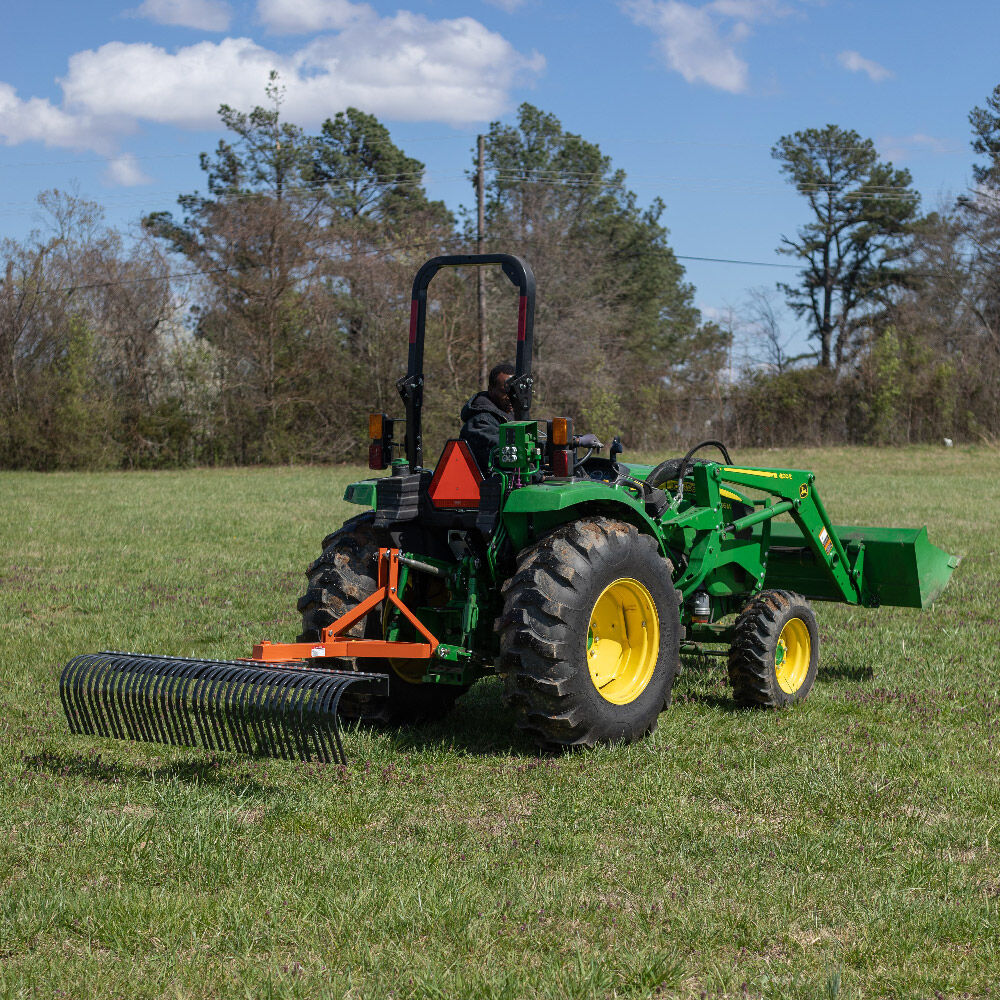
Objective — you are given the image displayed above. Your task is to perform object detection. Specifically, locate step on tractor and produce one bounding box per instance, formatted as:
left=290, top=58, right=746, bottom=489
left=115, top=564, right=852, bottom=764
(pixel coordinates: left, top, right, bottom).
left=60, top=254, right=959, bottom=763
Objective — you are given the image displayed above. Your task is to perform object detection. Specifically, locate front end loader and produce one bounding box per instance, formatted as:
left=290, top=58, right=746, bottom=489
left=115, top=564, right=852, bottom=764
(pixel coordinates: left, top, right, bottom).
left=60, top=254, right=959, bottom=760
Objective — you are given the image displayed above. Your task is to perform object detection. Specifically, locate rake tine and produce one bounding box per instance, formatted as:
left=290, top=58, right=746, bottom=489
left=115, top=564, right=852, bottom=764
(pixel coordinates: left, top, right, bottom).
left=160, top=659, right=187, bottom=741
left=133, top=655, right=164, bottom=744
left=328, top=675, right=359, bottom=766
left=77, top=655, right=103, bottom=738
left=285, top=672, right=314, bottom=761
left=60, top=655, right=90, bottom=735
left=95, top=654, right=124, bottom=739
left=202, top=664, right=232, bottom=753
left=316, top=674, right=346, bottom=765
left=122, top=654, right=151, bottom=742
left=276, top=671, right=306, bottom=760
left=78, top=655, right=107, bottom=737
left=201, top=665, right=230, bottom=753
left=137, top=657, right=162, bottom=743
left=305, top=676, right=330, bottom=763
left=304, top=674, right=334, bottom=763
left=253, top=666, right=286, bottom=759
left=153, top=660, right=182, bottom=746
left=120, top=655, right=144, bottom=742
left=170, top=658, right=199, bottom=747
left=134, top=655, right=164, bottom=744
left=235, top=663, right=269, bottom=756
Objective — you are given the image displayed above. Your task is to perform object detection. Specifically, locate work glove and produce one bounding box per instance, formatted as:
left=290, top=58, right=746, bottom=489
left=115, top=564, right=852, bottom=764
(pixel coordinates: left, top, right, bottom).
left=575, top=433, right=603, bottom=450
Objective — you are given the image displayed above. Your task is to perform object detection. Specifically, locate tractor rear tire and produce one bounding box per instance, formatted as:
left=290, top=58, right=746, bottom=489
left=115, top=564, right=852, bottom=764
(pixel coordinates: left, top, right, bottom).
left=297, top=512, right=465, bottom=725
left=728, top=590, right=818, bottom=708
left=498, top=517, right=680, bottom=751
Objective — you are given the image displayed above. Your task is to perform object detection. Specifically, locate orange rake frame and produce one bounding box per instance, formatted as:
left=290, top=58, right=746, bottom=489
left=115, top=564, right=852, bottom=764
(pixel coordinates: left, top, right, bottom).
left=251, top=548, right=439, bottom=663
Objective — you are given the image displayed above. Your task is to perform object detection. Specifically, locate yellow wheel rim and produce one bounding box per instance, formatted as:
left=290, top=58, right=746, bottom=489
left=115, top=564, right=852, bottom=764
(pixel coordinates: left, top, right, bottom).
left=774, top=617, right=811, bottom=694
left=587, top=578, right=659, bottom=705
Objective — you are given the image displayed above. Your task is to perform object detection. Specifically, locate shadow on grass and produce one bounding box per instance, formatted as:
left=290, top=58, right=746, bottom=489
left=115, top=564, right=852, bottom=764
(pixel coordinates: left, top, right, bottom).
left=820, top=659, right=875, bottom=682
left=31, top=655, right=872, bottom=778
left=675, top=651, right=873, bottom=710
left=672, top=654, right=743, bottom=711
left=20, top=747, right=290, bottom=797
left=345, top=679, right=541, bottom=758
left=24, top=686, right=537, bottom=787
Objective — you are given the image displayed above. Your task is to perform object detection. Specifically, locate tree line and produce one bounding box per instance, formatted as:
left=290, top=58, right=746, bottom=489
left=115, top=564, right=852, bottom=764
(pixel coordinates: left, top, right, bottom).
left=2, top=79, right=999, bottom=470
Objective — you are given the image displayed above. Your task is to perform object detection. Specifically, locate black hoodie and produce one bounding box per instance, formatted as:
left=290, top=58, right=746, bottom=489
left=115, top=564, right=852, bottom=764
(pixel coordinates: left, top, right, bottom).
left=459, top=391, right=508, bottom=472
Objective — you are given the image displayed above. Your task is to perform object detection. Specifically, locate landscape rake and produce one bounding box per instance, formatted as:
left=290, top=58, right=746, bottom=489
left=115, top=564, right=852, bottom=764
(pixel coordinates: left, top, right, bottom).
left=60, top=652, right=388, bottom=765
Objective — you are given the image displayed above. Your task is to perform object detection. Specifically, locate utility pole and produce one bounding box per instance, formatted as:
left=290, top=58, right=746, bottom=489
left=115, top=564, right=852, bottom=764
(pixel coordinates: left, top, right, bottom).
left=477, top=134, right=487, bottom=386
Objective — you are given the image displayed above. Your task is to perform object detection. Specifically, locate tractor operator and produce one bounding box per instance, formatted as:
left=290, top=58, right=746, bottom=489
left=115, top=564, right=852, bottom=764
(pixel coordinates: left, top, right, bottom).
left=460, top=361, right=602, bottom=472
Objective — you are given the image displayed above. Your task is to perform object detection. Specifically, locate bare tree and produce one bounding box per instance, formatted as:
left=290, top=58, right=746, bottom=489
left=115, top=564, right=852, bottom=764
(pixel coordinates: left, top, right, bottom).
left=741, top=287, right=814, bottom=374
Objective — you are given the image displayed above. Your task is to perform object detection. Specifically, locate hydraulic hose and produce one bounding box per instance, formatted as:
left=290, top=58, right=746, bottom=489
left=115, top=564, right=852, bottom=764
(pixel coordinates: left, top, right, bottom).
left=673, top=440, right=733, bottom=502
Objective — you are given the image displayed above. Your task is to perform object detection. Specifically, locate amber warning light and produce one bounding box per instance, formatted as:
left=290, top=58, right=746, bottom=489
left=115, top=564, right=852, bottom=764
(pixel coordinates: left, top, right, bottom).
left=551, top=417, right=571, bottom=446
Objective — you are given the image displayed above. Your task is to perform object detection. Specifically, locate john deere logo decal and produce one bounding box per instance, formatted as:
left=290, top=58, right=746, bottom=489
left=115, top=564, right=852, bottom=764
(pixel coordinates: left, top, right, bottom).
left=799, top=484, right=809, bottom=499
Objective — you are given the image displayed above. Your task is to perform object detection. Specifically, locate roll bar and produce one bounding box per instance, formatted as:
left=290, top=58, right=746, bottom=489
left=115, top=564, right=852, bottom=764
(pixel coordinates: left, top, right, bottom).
left=397, top=254, right=536, bottom=470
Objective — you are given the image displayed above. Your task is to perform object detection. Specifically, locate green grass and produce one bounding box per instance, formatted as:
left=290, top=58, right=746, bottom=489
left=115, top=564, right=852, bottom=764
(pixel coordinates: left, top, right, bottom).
left=1, top=447, right=998, bottom=999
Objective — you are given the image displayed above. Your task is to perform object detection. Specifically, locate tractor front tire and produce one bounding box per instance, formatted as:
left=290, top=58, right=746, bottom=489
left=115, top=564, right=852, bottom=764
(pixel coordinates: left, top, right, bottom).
left=297, top=512, right=465, bottom=725
left=499, top=517, right=680, bottom=751
left=728, top=590, right=818, bottom=708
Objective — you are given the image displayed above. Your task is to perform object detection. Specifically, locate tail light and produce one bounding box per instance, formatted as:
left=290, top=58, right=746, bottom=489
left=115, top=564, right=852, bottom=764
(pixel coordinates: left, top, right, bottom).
left=368, top=412, right=395, bottom=470
left=549, top=416, right=574, bottom=476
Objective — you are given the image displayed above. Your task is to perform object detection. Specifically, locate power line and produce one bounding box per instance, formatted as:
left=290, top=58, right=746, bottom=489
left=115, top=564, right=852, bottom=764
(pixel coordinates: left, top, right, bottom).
left=676, top=254, right=797, bottom=269
left=7, top=239, right=971, bottom=302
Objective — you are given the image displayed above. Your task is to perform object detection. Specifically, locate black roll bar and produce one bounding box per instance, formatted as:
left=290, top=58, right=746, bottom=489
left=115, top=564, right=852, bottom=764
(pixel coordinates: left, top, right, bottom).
left=397, top=254, right=536, bottom=470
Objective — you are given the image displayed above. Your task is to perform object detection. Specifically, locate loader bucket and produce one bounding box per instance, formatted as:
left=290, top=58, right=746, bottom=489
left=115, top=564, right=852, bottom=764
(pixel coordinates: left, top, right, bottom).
left=60, top=652, right=389, bottom=765
left=838, top=525, right=959, bottom=608
left=762, top=524, right=959, bottom=608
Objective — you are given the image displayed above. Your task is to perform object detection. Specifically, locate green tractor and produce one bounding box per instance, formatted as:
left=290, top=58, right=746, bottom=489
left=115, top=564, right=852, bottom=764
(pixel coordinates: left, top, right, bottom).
left=60, top=255, right=959, bottom=762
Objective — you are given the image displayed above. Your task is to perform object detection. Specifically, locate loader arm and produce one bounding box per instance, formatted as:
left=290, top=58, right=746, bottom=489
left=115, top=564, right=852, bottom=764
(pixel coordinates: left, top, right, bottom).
left=661, top=463, right=956, bottom=610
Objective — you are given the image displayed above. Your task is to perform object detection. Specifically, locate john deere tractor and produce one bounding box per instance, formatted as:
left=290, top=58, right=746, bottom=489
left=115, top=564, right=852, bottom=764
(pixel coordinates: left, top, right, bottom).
left=61, top=254, right=958, bottom=761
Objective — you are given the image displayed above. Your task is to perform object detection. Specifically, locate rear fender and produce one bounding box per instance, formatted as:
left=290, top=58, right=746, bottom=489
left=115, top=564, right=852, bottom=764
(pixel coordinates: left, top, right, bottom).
left=501, top=483, right=667, bottom=554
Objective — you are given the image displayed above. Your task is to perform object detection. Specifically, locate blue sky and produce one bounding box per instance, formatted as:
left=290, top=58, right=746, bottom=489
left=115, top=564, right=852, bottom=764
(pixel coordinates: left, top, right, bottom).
left=0, top=0, right=995, bottom=357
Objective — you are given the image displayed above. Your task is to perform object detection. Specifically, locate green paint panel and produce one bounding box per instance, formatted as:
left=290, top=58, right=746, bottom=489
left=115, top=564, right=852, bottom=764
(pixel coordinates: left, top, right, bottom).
left=503, top=481, right=639, bottom=513
left=344, top=480, right=378, bottom=507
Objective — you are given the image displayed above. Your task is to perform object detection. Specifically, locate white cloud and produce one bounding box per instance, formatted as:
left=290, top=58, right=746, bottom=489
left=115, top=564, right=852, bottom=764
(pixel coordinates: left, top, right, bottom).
left=907, top=133, right=951, bottom=153
left=61, top=39, right=278, bottom=129
left=837, top=49, right=892, bottom=83
left=129, top=0, right=233, bottom=31
left=256, top=0, right=372, bottom=34
left=105, top=153, right=152, bottom=186
left=624, top=0, right=794, bottom=93
left=483, top=0, right=527, bottom=11
left=880, top=132, right=955, bottom=161
left=621, top=0, right=795, bottom=94
left=0, top=3, right=542, bottom=180
left=0, top=83, right=109, bottom=152
left=625, top=0, right=746, bottom=92
left=60, top=17, right=543, bottom=129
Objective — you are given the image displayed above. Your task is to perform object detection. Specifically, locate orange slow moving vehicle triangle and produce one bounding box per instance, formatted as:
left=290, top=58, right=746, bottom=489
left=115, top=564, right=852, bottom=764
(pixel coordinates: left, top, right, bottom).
left=427, top=439, right=484, bottom=508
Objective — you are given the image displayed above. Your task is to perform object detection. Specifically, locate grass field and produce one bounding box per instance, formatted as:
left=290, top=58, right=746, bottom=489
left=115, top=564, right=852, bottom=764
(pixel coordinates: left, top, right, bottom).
left=1, top=446, right=998, bottom=999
